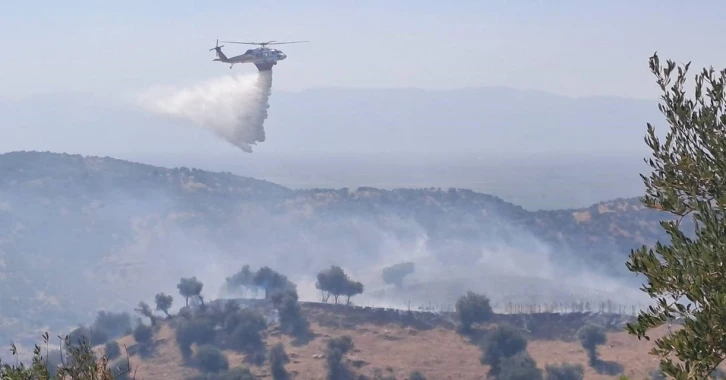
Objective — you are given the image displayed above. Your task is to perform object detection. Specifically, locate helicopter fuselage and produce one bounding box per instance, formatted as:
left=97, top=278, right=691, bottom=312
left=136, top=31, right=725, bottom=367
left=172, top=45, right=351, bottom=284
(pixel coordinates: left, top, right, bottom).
left=212, top=46, right=287, bottom=71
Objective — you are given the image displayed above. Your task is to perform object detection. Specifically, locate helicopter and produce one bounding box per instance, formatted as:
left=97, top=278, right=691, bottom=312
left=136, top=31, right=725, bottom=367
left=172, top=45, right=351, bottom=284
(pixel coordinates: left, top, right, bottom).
left=209, top=39, right=307, bottom=71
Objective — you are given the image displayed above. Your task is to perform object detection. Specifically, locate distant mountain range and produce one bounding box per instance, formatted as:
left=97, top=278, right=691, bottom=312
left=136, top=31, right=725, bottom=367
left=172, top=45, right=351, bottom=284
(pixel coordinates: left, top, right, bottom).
left=0, top=151, right=668, bottom=351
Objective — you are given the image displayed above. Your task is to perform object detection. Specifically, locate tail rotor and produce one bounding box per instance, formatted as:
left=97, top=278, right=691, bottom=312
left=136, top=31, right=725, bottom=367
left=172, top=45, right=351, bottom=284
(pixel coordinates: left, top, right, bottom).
left=209, top=39, right=225, bottom=51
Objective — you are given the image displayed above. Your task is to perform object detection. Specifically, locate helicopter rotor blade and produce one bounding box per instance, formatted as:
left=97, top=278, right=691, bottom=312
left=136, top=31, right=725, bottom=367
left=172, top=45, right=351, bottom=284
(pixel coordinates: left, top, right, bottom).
left=221, top=40, right=309, bottom=46
left=266, top=40, right=309, bottom=45
left=221, top=41, right=264, bottom=45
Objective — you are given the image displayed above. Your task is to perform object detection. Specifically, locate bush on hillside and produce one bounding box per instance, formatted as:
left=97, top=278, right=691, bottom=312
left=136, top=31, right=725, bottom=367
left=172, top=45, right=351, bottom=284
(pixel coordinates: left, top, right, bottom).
left=480, top=324, right=528, bottom=378
left=408, top=370, right=427, bottom=380
left=195, top=344, right=229, bottom=373
left=455, top=291, right=493, bottom=333
left=268, top=342, right=290, bottom=380
left=224, top=308, right=267, bottom=351
left=545, top=363, right=584, bottom=380
left=176, top=318, right=216, bottom=357
left=133, top=323, right=153, bottom=343
left=326, top=335, right=355, bottom=380
left=497, top=351, right=543, bottom=380
left=272, top=288, right=311, bottom=338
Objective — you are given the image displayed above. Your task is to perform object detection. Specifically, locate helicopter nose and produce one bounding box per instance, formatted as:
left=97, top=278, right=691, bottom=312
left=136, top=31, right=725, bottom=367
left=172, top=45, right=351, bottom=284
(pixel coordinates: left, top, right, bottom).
left=279, top=53, right=287, bottom=60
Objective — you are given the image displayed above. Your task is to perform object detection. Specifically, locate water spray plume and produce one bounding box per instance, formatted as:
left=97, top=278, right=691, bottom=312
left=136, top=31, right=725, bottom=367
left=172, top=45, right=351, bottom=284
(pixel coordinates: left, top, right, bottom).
left=139, top=71, right=273, bottom=152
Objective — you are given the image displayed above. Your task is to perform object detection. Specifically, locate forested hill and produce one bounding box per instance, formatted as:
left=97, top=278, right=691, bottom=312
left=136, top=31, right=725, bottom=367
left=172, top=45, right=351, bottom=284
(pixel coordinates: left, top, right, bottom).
left=0, top=151, right=667, bottom=348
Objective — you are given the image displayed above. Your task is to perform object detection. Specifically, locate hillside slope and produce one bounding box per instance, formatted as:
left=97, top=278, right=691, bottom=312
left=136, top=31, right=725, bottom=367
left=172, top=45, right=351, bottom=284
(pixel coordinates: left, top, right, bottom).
left=0, top=151, right=671, bottom=351
left=108, top=301, right=668, bottom=380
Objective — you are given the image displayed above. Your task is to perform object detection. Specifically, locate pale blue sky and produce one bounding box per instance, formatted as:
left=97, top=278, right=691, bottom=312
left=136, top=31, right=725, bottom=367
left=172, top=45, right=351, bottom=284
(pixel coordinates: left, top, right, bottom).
left=2, top=0, right=725, bottom=100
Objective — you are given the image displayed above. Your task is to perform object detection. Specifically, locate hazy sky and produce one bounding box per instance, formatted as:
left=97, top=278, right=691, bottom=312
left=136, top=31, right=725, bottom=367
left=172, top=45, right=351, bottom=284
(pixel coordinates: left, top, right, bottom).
left=2, top=0, right=725, bottom=100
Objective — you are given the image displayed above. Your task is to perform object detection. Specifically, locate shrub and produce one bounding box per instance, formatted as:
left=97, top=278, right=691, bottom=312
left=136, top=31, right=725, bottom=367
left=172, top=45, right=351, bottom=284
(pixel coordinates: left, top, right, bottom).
left=268, top=343, right=290, bottom=380
left=409, top=370, right=426, bottom=380
left=497, top=351, right=543, bottom=380
left=480, top=325, right=527, bottom=378
left=273, top=288, right=310, bottom=337
left=195, top=344, right=229, bottom=373
left=455, top=291, right=493, bottom=333
left=105, top=341, right=122, bottom=360
left=176, top=318, right=216, bottom=357
left=545, top=363, right=584, bottom=380
left=326, top=335, right=354, bottom=380
left=133, top=323, right=153, bottom=343
left=224, top=308, right=267, bottom=351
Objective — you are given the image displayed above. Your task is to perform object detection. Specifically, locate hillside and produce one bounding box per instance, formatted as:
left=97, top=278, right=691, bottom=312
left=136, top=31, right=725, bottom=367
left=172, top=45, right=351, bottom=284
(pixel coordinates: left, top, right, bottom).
left=0, top=151, right=672, bottom=353
left=94, top=299, right=669, bottom=380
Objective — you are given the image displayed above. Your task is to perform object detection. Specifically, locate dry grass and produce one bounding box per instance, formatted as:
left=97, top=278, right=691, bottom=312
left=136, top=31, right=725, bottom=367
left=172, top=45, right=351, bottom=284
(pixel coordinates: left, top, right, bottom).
left=106, top=316, right=682, bottom=380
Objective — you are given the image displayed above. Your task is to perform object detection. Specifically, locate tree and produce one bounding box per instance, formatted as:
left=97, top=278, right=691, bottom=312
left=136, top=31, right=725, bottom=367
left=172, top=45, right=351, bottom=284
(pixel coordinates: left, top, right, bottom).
left=625, top=52, right=726, bottom=378
left=381, top=262, right=415, bottom=288
left=272, top=288, right=310, bottom=337
left=316, top=265, right=364, bottom=304
left=480, top=325, right=528, bottom=378
left=155, top=293, right=173, bottom=317
left=135, top=301, right=157, bottom=326
left=455, top=291, right=493, bottom=333
left=252, top=266, right=296, bottom=299
left=225, top=265, right=258, bottom=298
left=268, top=343, right=290, bottom=380
left=177, top=276, right=204, bottom=307
left=577, top=324, right=606, bottom=366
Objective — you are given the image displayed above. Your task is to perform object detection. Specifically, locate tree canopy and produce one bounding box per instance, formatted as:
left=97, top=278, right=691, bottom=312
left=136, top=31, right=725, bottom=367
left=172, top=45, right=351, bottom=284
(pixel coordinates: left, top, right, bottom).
left=625, top=52, right=726, bottom=378
left=177, top=276, right=204, bottom=306
left=315, top=265, right=364, bottom=304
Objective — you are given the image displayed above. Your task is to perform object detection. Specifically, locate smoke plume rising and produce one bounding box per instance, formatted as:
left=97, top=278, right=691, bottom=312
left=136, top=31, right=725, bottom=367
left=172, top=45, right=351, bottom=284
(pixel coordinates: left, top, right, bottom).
left=138, top=71, right=273, bottom=152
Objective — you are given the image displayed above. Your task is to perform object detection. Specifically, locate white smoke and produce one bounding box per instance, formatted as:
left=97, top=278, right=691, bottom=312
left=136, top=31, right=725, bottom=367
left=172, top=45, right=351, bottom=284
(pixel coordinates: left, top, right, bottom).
left=138, top=71, right=273, bottom=152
